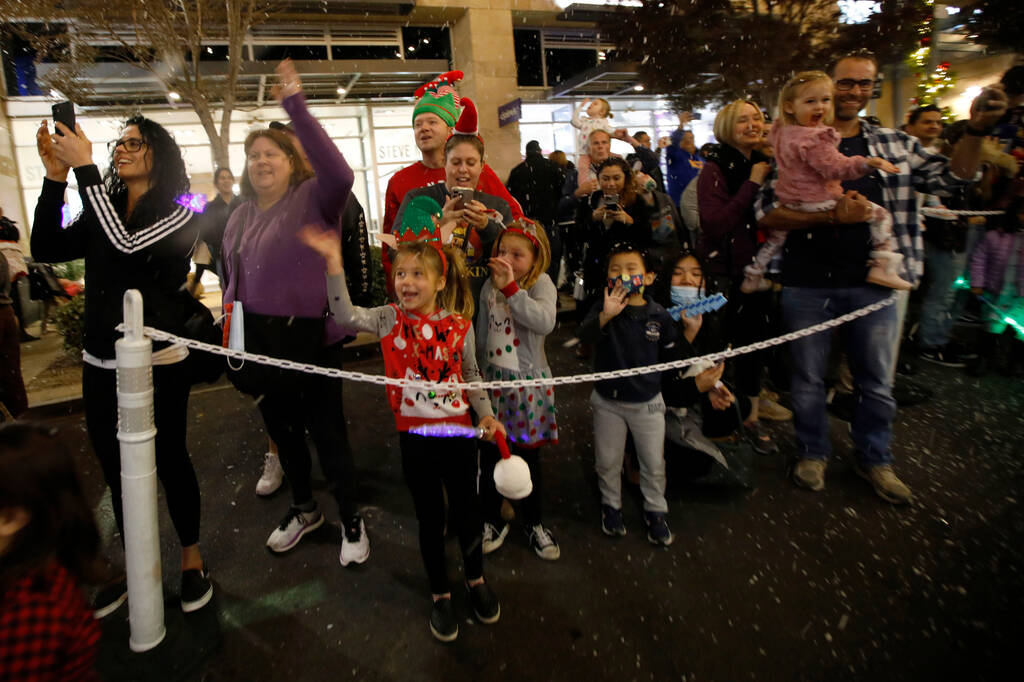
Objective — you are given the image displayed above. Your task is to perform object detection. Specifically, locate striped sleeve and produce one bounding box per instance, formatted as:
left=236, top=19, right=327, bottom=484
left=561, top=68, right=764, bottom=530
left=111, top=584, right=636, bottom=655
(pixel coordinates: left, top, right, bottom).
left=74, top=165, right=196, bottom=254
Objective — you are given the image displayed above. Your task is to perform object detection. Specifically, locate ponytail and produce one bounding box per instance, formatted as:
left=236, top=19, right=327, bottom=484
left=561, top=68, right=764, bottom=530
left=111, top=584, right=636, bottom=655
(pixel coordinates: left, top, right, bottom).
left=439, top=245, right=474, bottom=320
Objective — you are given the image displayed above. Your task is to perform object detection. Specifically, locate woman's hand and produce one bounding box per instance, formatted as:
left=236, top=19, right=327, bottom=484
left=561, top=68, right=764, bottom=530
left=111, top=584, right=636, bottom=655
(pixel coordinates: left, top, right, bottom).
left=749, top=161, right=771, bottom=185
left=36, top=121, right=70, bottom=182
left=298, top=225, right=342, bottom=274
left=708, top=382, right=734, bottom=411
left=612, top=207, right=633, bottom=225
left=477, top=415, right=506, bottom=442
left=46, top=122, right=94, bottom=171
left=681, top=312, right=702, bottom=343
left=463, top=200, right=489, bottom=230
left=488, top=256, right=515, bottom=290
left=271, top=58, right=303, bottom=102
left=968, top=84, right=1008, bottom=132
left=441, top=194, right=466, bottom=225
left=866, top=157, right=899, bottom=174
left=592, top=206, right=607, bottom=222
left=695, top=362, right=724, bottom=393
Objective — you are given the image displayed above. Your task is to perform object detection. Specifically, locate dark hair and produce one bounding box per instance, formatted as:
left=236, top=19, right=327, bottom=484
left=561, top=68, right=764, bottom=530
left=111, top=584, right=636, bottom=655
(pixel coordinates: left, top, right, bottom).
left=907, top=104, right=942, bottom=126
left=605, top=241, right=649, bottom=272
left=595, top=157, right=637, bottom=207
left=0, top=218, right=19, bottom=242
left=103, top=115, right=189, bottom=228
left=634, top=131, right=649, bottom=140
left=650, top=247, right=715, bottom=308
left=239, top=129, right=314, bottom=198
left=829, top=49, right=878, bottom=76
left=1001, top=65, right=1024, bottom=97
left=213, top=167, right=234, bottom=182
left=444, top=134, right=485, bottom=161
left=0, top=423, right=102, bottom=590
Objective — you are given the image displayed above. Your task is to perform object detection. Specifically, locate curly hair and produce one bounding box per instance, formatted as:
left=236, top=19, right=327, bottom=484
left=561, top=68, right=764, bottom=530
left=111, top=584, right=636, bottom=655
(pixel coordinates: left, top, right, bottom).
left=103, top=115, right=189, bottom=228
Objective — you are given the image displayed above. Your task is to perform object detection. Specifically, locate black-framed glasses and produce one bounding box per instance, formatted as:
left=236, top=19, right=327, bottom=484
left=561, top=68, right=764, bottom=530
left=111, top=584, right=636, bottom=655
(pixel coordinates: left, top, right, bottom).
left=835, top=79, right=878, bottom=91
left=108, top=138, right=146, bottom=152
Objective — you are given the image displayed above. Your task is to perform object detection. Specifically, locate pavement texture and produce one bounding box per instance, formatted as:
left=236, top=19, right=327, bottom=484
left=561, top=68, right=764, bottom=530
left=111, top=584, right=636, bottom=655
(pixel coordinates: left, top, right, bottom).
left=26, top=319, right=1024, bottom=682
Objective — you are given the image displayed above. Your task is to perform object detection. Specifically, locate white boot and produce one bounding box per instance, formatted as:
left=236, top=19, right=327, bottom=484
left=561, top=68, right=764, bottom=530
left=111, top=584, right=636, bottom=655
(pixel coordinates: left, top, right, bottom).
left=255, top=452, right=285, bottom=497
left=866, top=251, right=912, bottom=290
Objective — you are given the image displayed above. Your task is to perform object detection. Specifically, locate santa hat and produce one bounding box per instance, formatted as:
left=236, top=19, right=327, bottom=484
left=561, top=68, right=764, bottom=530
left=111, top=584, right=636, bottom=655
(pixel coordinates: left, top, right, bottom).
left=412, top=70, right=464, bottom=127
left=452, top=97, right=479, bottom=138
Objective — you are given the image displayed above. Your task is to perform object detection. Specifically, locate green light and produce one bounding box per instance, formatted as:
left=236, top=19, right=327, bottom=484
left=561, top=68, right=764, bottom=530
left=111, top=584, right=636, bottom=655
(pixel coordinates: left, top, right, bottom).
left=953, top=277, right=968, bottom=289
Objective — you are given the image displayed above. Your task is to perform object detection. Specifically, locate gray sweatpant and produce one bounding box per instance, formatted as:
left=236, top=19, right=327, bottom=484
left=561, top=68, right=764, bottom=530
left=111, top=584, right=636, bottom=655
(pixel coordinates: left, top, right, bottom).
left=590, top=390, right=668, bottom=513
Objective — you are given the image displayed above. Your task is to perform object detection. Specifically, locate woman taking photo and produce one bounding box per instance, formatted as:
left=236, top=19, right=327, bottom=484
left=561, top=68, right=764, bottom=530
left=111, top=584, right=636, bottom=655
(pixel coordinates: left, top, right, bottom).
left=221, top=59, right=368, bottom=566
left=394, top=99, right=513, bottom=304
left=31, top=112, right=211, bottom=614
left=572, top=157, right=656, bottom=358
left=697, top=100, right=790, bottom=450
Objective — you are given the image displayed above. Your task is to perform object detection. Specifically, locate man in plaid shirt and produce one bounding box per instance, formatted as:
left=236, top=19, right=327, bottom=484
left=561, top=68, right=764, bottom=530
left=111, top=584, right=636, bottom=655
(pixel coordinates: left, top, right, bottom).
left=755, top=52, right=1007, bottom=504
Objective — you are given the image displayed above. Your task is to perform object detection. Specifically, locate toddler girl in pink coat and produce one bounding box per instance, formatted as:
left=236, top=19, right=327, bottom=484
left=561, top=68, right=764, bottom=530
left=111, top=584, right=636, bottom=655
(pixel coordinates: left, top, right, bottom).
left=743, top=71, right=910, bottom=293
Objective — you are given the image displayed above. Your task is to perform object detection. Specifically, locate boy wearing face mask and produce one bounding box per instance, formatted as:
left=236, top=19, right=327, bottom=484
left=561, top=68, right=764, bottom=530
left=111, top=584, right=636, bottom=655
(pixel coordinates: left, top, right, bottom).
left=578, top=243, right=677, bottom=546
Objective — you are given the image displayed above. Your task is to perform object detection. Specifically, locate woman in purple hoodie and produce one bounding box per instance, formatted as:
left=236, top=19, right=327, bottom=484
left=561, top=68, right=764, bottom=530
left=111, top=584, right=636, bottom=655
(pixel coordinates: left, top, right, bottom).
left=221, top=60, right=368, bottom=566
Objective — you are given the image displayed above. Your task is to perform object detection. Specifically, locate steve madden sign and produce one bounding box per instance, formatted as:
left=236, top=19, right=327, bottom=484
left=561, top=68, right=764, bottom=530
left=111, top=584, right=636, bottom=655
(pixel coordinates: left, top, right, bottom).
left=498, top=99, right=522, bottom=127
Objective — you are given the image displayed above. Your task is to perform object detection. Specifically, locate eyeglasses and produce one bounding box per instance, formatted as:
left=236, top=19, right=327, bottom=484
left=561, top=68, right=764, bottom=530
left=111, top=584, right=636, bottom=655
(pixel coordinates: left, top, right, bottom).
left=835, top=79, right=878, bottom=92
left=108, top=138, right=146, bottom=152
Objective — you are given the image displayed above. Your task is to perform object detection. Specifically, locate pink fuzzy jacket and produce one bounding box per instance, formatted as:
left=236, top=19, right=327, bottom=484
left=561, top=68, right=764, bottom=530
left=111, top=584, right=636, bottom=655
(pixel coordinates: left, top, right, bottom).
left=770, top=124, right=871, bottom=205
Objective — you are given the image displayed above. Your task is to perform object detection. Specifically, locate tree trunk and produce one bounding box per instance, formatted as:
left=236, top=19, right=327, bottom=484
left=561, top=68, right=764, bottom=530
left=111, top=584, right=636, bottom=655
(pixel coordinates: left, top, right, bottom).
left=193, top=96, right=231, bottom=170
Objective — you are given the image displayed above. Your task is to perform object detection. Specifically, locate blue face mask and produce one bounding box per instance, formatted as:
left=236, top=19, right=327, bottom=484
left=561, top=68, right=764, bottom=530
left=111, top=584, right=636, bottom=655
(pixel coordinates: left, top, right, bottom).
left=670, top=285, right=701, bottom=308
left=608, top=273, right=646, bottom=296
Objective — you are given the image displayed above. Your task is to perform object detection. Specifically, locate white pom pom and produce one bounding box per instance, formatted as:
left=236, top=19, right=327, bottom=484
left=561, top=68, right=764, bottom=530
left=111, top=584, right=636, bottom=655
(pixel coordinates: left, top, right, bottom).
left=494, top=455, right=533, bottom=500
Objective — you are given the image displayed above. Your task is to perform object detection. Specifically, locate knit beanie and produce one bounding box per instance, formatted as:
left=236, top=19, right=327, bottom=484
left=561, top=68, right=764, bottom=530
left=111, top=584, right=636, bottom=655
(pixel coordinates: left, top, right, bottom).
left=412, top=71, right=464, bottom=127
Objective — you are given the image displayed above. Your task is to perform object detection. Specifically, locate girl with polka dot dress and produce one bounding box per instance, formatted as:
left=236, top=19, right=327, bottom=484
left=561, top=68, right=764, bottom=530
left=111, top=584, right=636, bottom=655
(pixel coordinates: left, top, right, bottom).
left=301, top=195, right=505, bottom=643
left=475, top=220, right=561, bottom=561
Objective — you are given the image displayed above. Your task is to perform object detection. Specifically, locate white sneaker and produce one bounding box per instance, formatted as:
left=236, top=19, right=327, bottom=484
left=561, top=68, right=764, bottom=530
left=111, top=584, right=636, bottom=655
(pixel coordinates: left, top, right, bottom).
left=482, top=522, right=509, bottom=555
left=255, top=452, right=284, bottom=497
left=266, top=506, right=324, bottom=553
left=527, top=524, right=561, bottom=561
left=340, top=516, right=370, bottom=566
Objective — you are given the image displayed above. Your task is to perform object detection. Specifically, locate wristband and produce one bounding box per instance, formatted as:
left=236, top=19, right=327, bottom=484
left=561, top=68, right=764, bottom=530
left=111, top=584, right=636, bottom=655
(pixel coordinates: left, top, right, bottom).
left=965, top=125, right=993, bottom=137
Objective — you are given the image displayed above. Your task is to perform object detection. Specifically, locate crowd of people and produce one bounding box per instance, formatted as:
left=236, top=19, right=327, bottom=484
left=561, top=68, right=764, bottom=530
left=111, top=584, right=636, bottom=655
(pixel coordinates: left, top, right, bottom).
left=1, top=49, right=1021, bottom=675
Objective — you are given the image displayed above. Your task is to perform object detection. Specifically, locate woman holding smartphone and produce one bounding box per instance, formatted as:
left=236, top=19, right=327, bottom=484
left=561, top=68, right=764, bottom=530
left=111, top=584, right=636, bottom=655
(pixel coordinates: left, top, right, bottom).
left=571, top=157, right=656, bottom=357
left=393, top=99, right=512, bottom=305
left=31, top=112, right=212, bottom=616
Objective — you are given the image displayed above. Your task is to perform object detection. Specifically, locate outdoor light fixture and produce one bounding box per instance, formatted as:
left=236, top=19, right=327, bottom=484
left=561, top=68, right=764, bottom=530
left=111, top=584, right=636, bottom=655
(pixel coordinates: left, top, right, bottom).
left=337, top=87, right=347, bottom=95
left=168, top=91, right=181, bottom=101
left=634, top=84, right=645, bottom=91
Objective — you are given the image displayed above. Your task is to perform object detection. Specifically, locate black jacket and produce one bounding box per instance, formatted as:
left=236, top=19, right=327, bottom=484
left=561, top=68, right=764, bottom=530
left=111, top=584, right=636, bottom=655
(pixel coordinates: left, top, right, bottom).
left=340, top=195, right=372, bottom=307
left=574, top=191, right=655, bottom=298
left=506, top=152, right=563, bottom=227
left=31, top=165, right=200, bottom=359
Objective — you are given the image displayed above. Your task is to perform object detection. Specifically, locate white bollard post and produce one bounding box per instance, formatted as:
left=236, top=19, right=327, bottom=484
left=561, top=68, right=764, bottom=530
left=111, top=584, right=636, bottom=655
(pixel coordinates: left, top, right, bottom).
left=116, top=290, right=166, bottom=652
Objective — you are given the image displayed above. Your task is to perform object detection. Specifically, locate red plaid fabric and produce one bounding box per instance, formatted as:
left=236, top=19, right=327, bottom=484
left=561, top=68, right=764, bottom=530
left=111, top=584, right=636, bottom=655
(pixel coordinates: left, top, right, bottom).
left=0, top=561, right=100, bottom=682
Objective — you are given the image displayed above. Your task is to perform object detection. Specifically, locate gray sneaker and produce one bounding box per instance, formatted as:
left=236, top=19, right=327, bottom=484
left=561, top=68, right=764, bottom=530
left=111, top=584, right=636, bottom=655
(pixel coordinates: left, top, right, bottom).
left=266, top=506, right=324, bottom=553
left=482, top=522, right=509, bottom=555
left=793, top=458, right=826, bottom=492
left=856, top=464, right=913, bottom=505
left=527, top=524, right=561, bottom=560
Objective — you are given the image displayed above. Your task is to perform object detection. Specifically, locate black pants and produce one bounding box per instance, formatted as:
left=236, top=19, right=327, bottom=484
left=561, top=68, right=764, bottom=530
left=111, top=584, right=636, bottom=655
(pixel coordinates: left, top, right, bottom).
left=479, top=442, right=543, bottom=528
left=709, top=275, right=772, bottom=399
left=83, top=361, right=200, bottom=546
left=256, top=342, right=356, bottom=519
left=399, top=432, right=483, bottom=595
left=0, top=306, right=27, bottom=416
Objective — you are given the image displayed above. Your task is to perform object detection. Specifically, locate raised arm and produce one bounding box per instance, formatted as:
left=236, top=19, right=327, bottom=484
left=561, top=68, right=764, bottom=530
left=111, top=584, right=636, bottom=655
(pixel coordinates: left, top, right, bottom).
left=503, top=273, right=557, bottom=335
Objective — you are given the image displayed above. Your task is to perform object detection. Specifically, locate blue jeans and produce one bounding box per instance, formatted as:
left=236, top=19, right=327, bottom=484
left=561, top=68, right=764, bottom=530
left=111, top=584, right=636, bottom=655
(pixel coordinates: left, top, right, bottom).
left=782, top=286, right=898, bottom=466
left=919, top=242, right=967, bottom=348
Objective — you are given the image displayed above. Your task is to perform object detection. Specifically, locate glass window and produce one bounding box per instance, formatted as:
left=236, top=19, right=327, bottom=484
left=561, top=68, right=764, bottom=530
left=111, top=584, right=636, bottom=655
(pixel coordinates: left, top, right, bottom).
left=514, top=30, right=544, bottom=87
left=373, top=127, right=418, bottom=166
left=545, top=48, right=597, bottom=86
left=252, top=45, right=328, bottom=61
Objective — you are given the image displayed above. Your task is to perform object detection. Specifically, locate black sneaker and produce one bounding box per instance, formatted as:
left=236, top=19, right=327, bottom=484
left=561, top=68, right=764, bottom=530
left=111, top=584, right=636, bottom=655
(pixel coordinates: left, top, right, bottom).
left=92, top=577, right=128, bottom=619
left=918, top=345, right=968, bottom=368
left=181, top=564, right=213, bottom=613
left=466, top=580, right=500, bottom=624
left=643, top=511, right=674, bottom=546
left=429, top=597, right=458, bottom=642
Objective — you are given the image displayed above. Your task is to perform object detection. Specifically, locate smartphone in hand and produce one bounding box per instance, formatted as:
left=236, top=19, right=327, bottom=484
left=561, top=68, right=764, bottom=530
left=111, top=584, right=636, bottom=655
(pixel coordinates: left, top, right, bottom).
left=52, top=101, right=75, bottom=137
left=451, top=186, right=474, bottom=209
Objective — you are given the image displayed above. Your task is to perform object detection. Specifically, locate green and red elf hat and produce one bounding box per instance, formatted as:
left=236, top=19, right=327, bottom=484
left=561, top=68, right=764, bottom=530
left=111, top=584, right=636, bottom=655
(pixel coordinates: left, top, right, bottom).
left=379, top=195, right=456, bottom=270
left=412, top=70, right=464, bottom=127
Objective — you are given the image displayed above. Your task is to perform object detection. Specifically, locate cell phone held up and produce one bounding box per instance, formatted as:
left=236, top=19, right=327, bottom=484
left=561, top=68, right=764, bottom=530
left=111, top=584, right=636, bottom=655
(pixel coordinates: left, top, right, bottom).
left=602, top=193, right=620, bottom=209
left=51, top=101, right=75, bottom=137
left=451, top=187, right=474, bottom=209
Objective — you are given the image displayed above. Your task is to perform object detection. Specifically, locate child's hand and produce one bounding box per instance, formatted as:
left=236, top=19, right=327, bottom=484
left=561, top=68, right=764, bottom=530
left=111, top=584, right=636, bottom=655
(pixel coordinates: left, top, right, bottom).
left=478, top=415, right=506, bottom=442
left=867, top=157, right=899, bottom=174
left=601, top=282, right=629, bottom=319
left=488, top=257, right=515, bottom=290
left=298, top=225, right=342, bottom=274
left=695, top=362, right=724, bottom=393
left=708, top=382, right=734, bottom=411
left=681, top=312, right=702, bottom=343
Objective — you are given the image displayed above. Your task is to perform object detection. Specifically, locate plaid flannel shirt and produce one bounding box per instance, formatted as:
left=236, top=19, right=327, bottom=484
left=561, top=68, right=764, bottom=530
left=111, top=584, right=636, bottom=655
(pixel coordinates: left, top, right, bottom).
left=755, top=120, right=972, bottom=287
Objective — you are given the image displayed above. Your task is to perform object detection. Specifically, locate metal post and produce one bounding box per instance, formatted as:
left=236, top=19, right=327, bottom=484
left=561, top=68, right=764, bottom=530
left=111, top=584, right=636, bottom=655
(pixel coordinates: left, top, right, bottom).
left=116, top=289, right=166, bottom=652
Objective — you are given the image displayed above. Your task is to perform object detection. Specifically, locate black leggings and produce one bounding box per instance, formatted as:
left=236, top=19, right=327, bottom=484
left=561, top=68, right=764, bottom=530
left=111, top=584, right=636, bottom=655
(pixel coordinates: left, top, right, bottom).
left=256, top=342, right=357, bottom=519
left=83, top=361, right=200, bottom=547
left=479, top=442, right=543, bottom=528
left=399, top=433, right=483, bottom=595
left=710, top=275, right=772, bottom=399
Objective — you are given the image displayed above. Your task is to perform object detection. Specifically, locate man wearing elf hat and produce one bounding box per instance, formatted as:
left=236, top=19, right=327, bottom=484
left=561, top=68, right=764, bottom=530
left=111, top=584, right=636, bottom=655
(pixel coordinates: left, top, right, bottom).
left=382, top=71, right=523, bottom=289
